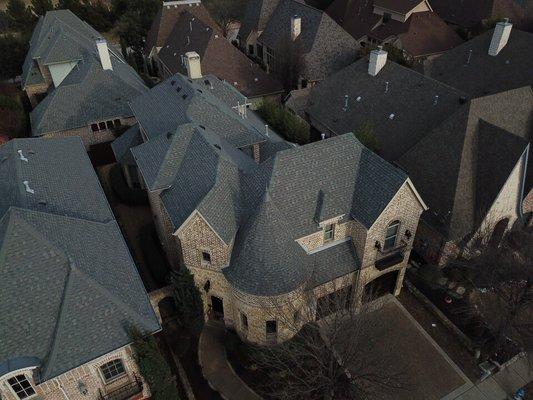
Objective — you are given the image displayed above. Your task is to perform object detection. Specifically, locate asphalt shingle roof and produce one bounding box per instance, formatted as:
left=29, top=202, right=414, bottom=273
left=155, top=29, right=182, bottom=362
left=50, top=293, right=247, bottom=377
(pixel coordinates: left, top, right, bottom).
left=157, top=10, right=283, bottom=98
left=0, top=137, right=159, bottom=382
left=424, top=27, right=533, bottom=97
left=304, top=57, right=468, bottom=161
left=239, top=0, right=282, bottom=43
left=23, top=10, right=147, bottom=136
left=130, top=73, right=266, bottom=148
left=258, top=0, right=359, bottom=81
left=398, top=88, right=532, bottom=240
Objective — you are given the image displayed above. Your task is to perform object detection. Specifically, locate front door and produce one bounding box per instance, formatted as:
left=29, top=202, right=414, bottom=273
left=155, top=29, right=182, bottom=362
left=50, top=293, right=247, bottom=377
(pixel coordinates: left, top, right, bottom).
left=211, top=296, right=224, bottom=321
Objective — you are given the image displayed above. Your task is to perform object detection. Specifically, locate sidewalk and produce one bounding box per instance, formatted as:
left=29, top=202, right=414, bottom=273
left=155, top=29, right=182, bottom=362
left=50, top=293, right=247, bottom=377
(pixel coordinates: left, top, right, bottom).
left=198, top=323, right=262, bottom=400
left=451, top=355, right=532, bottom=399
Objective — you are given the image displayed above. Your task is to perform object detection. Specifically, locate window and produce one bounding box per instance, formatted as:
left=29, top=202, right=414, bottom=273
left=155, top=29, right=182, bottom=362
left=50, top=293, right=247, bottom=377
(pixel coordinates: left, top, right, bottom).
left=241, top=313, right=248, bottom=330
left=384, top=221, right=400, bottom=250
left=106, top=120, right=114, bottom=130
left=91, top=123, right=99, bottom=132
left=323, top=224, right=335, bottom=242
left=266, top=320, right=277, bottom=334
left=202, top=251, right=211, bottom=264
left=383, top=12, right=391, bottom=23
left=7, top=375, right=35, bottom=399
left=114, top=119, right=121, bottom=127
left=100, top=359, right=126, bottom=383
left=248, top=44, right=254, bottom=55
left=98, top=122, right=106, bottom=131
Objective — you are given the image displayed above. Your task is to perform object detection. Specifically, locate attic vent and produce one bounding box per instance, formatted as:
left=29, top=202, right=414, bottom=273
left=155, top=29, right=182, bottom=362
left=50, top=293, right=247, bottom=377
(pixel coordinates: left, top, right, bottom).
left=214, top=144, right=221, bottom=150
left=23, top=181, right=34, bottom=194
left=176, top=87, right=182, bottom=93
left=182, top=94, right=188, bottom=99
left=17, top=150, right=28, bottom=162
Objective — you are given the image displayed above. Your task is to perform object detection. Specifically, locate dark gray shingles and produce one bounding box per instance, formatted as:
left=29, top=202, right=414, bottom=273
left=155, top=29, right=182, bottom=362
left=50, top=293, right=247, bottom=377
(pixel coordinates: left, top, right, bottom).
left=425, top=28, right=533, bottom=97
left=111, top=124, right=143, bottom=165
left=306, top=57, right=468, bottom=161
left=0, top=137, right=159, bottom=381
left=259, top=0, right=358, bottom=81
left=239, top=0, right=282, bottom=43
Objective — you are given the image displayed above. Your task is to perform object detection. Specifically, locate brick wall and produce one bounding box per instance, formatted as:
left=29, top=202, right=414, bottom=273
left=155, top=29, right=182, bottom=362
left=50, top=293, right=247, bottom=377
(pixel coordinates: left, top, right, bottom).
left=0, top=346, right=150, bottom=400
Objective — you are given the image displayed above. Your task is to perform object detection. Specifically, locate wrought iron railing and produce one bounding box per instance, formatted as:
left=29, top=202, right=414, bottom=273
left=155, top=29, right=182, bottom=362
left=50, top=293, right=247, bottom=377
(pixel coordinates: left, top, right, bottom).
left=99, top=377, right=143, bottom=400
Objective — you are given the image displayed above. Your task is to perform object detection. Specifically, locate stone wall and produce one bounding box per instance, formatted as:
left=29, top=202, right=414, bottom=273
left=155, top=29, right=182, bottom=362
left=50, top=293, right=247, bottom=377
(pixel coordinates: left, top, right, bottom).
left=0, top=346, right=149, bottom=400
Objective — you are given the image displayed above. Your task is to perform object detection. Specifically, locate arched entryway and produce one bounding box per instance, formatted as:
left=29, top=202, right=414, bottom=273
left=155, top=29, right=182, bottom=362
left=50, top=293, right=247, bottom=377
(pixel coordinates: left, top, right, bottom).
left=363, top=270, right=399, bottom=303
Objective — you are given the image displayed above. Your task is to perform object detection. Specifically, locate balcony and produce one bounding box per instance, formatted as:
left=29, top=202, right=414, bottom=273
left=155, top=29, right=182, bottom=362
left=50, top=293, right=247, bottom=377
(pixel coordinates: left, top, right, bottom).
left=99, top=377, right=143, bottom=400
left=375, top=243, right=407, bottom=271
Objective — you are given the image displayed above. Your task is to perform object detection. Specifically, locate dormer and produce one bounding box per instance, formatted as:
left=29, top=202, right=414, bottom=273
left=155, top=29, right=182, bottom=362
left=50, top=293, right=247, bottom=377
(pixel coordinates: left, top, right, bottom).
left=372, top=0, right=431, bottom=23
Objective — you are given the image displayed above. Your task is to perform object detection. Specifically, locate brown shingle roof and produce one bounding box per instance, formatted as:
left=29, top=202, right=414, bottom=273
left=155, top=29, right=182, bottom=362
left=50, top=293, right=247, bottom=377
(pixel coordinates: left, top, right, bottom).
left=157, top=11, right=283, bottom=98
left=374, top=0, right=425, bottom=14
left=144, top=2, right=217, bottom=55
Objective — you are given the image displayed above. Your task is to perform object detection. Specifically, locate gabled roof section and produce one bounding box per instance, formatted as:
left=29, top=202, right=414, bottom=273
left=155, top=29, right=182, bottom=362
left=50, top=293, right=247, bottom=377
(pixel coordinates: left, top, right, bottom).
left=398, top=89, right=532, bottom=240
left=30, top=55, right=147, bottom=136
left=425, top=28, right=533, bottom=97
left=305, top=57, right=468, bottom=161
left=259, top=0, right=358, bottom=81
left=374, top=0, right=427, bottom=14
left=130, top=73, right=266, bottom=147
left=239, top=0, right=282, bottom=43
left=157, top=11, right=283, bottom=98
left=144, top=1, right=218, bottom=55
left=0, top=137, right=159, bottom=382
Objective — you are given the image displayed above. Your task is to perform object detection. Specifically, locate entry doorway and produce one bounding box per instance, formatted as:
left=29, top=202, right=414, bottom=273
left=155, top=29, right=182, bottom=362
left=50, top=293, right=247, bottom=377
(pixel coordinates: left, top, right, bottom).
left=210, top=296, right=224, bottom=321
left=363, top=270, right=399, bottom=303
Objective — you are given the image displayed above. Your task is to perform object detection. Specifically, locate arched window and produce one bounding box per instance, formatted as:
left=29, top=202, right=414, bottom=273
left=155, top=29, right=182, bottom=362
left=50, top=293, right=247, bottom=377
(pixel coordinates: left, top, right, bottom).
left=384, top=221, right=400, bottom=250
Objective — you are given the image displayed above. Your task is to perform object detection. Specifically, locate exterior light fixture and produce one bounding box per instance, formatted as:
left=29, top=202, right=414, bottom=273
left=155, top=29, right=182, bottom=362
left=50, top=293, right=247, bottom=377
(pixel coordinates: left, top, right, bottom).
left=78, top=381, right=88, bottom=395
left=405, top=230, right=412, bottom=239
left=374, top=241, right=381, bottom=250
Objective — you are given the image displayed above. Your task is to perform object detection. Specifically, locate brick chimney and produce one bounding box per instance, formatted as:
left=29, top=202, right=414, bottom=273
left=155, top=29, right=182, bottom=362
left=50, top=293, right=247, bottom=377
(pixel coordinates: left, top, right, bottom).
left=185, top=51, right=202, bottom=79
left=368, top=46, right=387, bottom=76
left=488, top=19, right=512, bottom=56
left=291, top=15, right=301, bottom=40
left=96, top=38, right=113, bottom=71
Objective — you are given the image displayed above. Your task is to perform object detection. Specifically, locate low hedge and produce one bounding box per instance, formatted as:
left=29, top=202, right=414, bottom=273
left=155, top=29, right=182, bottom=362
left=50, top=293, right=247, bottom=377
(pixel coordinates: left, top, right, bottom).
left=109, top=164, right=148, bottom=206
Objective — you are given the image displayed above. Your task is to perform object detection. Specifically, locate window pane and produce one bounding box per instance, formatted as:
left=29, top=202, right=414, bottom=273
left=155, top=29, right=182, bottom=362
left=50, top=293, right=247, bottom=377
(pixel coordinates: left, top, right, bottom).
left=100, top=359, right=126, bottom=382
left=8, top=375, right=35, bottom=399
left=114, top=119, right=121, bottom=127
left=384, top=236, right=396, bottom=250
left=106, top=120, right=114, bottom=130
left=386, top=223, right=399, bottom=239
left=91, top=123, right=99, bottom=132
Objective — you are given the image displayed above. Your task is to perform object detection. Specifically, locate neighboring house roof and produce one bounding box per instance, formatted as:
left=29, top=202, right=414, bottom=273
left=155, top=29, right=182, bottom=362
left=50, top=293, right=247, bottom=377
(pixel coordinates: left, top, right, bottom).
left=304, top=56, right=468, bottom=161
left=144, top=0, right=218, bottom=56
left=0, top=137, right=159, bottom=381
left=157, top=10, right=283, bottom=98
left=30, top=55, right=147, bottom=136
left=239, top=0, right=282, bottom=43
left=424, top=27, right=533, bottom=97
left=223, top=134, right=409, bottom=296
left=258, top=0, right=359, bottom=81
left=326, top=0, right=463, bottom=57
left=430, top=0, right=528, bottom=28
left=398, top=88, right=532, bottom=241
left=111, top=124, right=143, bottom=165
left=23, top=10, right=147, bottom=136
left=284, top=87, right=311, bottom=118
left=374, top=0, right=426, bottom=13
left=130, top=73, right=266, bottom=147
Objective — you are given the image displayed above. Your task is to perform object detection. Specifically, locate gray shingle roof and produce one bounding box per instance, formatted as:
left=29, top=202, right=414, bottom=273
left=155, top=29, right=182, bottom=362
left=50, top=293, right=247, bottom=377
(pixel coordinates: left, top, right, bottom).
left=424, top=28, right=533, bottom=97
left=130, top=73, right=266, bottom=148
left=23, top=10, right=147, bottom=136
left=304, top=57, right=468, bottom=161
left=258, top=0, right=359, bottom=81
left=398, top=88, right=532, bottom=240
left=223, top=134, right=408, bottom=296
left=239, top=0, right=282, bottom=43
left=111, top=124, right=143, bottom=165
left=0, top=137, right=159, bottom=382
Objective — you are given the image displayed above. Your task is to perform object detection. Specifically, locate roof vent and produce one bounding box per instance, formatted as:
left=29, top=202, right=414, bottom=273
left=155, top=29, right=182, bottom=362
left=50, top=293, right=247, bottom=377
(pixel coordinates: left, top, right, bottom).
left=433, top=95, right=439, bottom=106
left=388, top=113, right=395, bottom=120
left=343, top=95, right=349, bottom=111
left=488, top=19, right=512, bottom=56
left=17, top=150, right=28, bottom=162
left=176, top=86, right=182, bottom=93
left=214, top=144, right=221, bottom=150
left=385, top=81, right=389, bottom=93
left=96, top=38, right=113, bottom=71
left=356, top=96, right=362, bottom=102
left=38, top=200, right=47, bottom=205
left=291, top=15, right=301, bottom=41
left=171, top=80, right=176, bottom=85
left=23, top=180, right=34, bottom=194
left=368, top=46, right=387, bottom=76
left=166, top=132, right=172, bottom=139
left=459, top=96, right=468, bottom=104
left=182, top=94, right=188, bottom=99
left=465, top=49, right=472, bottom=65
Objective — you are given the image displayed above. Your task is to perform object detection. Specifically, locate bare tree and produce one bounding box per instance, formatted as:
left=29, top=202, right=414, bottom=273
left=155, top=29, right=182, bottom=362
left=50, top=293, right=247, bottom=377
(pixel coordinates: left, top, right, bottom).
left=457, top=226, right=533, bottom=361
left=204, top=0, right=246, bottom=36
left=250, top=277, right=410, bottom=400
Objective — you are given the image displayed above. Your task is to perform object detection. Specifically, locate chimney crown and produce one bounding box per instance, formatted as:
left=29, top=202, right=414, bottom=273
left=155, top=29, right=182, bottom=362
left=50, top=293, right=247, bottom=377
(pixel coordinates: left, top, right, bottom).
left=96, top=38, right=113, bottom=71
left=368, top=46, right=387, bottom=76
left=291, top=15, right=301, bottom=41
left=488, top=19, right=512, bottom=56
left=185, top=51, right=202, bottom=79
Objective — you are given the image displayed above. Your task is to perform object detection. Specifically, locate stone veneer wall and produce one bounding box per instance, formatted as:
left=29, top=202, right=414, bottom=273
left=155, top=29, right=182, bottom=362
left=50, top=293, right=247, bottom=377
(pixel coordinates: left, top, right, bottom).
left=42, top=117, right=136, bottom=148
left=0, top=346, right=149, bottom=400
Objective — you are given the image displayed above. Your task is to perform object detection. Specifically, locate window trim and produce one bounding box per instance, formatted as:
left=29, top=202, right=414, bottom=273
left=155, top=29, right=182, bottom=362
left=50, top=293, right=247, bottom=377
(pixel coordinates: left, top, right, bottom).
left=6, top=374, right=36, bottom=400
left=383, top=220, right=400, bottom=251
left=98, top=358, right=127, bottom=384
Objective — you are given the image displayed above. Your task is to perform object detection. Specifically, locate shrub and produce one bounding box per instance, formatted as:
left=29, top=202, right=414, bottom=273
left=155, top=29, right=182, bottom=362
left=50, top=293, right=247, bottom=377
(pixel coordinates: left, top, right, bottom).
left=109, top=163, right=148, bottom=205
left=130, top=328, right=181, bottom=400
left=170, top=267, right=205, bottom=337
left=257, top=100, right=309, bottom=144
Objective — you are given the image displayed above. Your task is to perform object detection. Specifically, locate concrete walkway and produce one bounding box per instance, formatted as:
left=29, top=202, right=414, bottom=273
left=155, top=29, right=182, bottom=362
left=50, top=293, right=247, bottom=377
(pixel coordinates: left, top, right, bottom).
left=198, top=323, right=262, bottom=400
left=451, top=355, right=532, bottom=399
